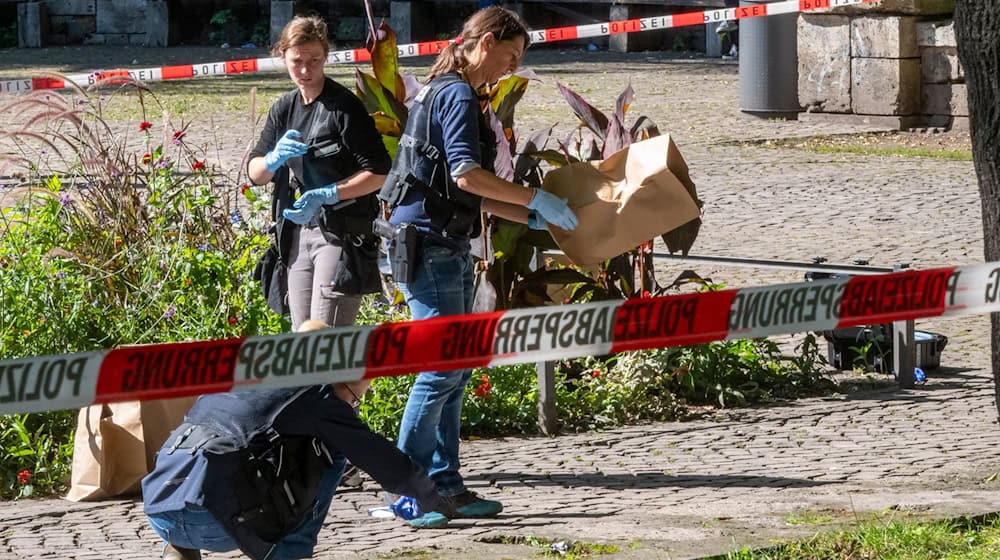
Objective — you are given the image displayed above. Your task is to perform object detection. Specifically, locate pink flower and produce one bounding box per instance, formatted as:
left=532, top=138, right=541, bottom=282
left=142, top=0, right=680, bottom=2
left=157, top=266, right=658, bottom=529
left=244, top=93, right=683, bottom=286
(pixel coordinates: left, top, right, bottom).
left=138, top=121, right=152, bottom=132
left=192, top=160, right=205, bottom=171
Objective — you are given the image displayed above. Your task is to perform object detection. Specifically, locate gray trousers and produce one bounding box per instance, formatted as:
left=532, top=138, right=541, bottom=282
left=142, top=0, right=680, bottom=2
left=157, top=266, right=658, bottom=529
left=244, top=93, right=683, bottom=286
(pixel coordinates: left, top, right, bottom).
left=287, top=226, right=362, bottom=331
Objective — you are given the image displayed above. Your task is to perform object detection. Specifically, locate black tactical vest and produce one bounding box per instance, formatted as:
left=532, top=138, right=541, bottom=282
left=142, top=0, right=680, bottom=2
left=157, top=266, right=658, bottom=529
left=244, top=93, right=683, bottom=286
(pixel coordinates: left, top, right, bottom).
left=378, top=73, right=496, bottom=239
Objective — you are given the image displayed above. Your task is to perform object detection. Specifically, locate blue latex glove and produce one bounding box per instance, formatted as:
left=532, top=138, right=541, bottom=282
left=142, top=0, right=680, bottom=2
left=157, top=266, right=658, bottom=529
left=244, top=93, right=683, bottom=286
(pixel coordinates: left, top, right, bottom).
left=282, top=184, right=339, bottom=225
left=526, top=189, right=578, bottom=231
left=263, top=129, right=308, bottom=172
left=527, top=210, right=547, bottom=230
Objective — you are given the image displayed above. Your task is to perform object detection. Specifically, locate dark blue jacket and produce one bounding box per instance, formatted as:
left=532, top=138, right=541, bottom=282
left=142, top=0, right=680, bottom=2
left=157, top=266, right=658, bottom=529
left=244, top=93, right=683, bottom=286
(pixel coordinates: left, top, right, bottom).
left=142, top=385, right=442, bottom=560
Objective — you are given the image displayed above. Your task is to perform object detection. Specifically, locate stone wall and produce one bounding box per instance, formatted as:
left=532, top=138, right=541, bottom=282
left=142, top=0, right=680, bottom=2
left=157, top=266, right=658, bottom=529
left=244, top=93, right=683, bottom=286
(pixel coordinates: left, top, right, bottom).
left=797, top=1, right=963, bottom=129
left=17, top=0, right=168, bottom=46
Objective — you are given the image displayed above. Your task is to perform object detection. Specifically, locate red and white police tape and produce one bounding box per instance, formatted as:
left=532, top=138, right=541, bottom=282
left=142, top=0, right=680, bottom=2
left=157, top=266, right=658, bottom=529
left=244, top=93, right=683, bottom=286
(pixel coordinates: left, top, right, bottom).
left=0, top=0, right=874, bottom=94
left=2, top=261, right=999, bottom=416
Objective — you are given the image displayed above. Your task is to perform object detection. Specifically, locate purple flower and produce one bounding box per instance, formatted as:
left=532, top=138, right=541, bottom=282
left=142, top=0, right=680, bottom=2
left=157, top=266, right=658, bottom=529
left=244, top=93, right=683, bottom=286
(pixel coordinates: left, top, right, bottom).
left=229, top=211, right=242, bottom=225
left=198, top=243, right=208, bottom=252
left=55, top=271, right=66, bottom=279
left=59, top=194, right=70, bottom=206
left=164, top=305, right=176, bottom=318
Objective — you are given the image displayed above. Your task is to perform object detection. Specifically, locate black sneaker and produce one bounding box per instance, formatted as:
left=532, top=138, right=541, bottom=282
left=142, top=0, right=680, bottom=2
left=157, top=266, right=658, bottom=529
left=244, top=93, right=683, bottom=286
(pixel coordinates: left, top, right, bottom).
left=450, top=490, right=503, bottom=518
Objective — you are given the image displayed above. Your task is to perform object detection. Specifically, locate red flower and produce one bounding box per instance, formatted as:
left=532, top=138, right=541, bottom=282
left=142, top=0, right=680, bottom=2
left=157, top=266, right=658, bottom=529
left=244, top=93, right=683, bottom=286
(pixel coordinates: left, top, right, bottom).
left=172, top=130, right=186, bottom=141
left=228, top=317, right=238, bottom=325
left=592, top=370, right=601, bottom=378
left=473, top=374, right=492, bottom=398
left=240, top=183, right=250, bottom=195
left=141, top=153, right=152, bottom=164
left=192, top=160, right=205, bottom=171
left=138, top=121, right=152, bottom=132
left=641, top=290, right=651, bottom=298
left=17, top=469, right=31, bottom=485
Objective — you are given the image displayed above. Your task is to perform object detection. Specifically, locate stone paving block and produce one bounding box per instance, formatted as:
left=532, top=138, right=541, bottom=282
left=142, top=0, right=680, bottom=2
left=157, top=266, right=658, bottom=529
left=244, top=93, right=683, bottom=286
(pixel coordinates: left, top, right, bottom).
left=922, top=47, right=963, bottom=83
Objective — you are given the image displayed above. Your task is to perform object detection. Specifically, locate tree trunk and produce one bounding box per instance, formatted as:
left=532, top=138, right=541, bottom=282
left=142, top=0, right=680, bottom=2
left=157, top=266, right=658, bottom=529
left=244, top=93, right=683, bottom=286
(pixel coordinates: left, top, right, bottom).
left=954, top=0, right=1000, bottom=418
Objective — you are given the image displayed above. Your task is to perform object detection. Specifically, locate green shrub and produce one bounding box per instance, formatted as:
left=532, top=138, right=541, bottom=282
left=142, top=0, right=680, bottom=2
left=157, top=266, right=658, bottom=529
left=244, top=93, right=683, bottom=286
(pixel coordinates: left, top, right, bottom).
left=0, top=84, right=283, bottom=498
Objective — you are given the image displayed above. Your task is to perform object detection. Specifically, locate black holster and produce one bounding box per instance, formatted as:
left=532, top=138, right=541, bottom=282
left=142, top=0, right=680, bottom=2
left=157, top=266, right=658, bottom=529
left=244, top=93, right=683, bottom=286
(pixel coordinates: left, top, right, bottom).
left=374, top=218, right=419, bottom=283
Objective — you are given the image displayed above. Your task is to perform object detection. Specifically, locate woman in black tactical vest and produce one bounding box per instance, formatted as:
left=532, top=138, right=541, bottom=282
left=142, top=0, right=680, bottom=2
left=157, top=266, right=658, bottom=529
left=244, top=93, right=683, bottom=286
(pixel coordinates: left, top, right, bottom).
left=248, top=16, right=390, bottom=332
left=378, top=6, right=579, bottom=522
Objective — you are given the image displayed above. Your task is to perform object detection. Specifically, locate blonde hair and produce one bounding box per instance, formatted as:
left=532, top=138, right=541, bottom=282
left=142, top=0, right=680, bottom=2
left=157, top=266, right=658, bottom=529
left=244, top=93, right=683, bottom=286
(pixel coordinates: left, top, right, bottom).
left=297, top=319, right=330, bottom=332
left=427, top=6, right=530, bottom=82
left=272, top=15, right=331, bottom=58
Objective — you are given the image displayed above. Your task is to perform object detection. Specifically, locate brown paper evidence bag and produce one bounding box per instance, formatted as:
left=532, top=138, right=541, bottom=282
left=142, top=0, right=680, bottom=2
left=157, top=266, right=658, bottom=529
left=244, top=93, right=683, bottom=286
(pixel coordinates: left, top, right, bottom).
left=542, top=134, right=701, bottom=266
left=66, top=396, right=197, bottom=502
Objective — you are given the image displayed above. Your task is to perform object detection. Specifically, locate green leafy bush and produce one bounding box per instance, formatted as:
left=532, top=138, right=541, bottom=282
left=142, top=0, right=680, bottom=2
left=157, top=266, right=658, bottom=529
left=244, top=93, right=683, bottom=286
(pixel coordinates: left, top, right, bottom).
left=0, top=83, right=283, bottom=498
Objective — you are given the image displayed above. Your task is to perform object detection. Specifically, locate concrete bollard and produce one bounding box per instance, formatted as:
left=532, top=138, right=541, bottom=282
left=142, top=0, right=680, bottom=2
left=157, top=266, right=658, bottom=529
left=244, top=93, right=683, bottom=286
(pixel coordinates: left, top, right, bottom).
left=146, top=0, right=169, bottom=47
left=271, top=1, right=293, bottom=48
left=17, top=2, right=47, bottom=49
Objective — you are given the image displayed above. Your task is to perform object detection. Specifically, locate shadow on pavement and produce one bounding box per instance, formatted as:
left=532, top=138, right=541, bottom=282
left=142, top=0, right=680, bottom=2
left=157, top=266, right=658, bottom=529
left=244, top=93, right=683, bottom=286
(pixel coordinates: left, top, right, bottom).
left=481, top=472, right=833, bottom=490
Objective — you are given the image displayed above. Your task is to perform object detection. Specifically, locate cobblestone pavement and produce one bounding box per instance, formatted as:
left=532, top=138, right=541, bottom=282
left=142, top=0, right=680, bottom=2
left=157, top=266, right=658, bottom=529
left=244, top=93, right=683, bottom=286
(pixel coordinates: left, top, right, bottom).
left=1, top=49, right=997, bottom=559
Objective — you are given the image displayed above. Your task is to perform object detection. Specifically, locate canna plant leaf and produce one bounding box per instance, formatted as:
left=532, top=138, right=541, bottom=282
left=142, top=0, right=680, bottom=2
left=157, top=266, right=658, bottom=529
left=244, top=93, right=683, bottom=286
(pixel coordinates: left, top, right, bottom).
left=556, top=82, right=609, bottom=140
left=489, top=73, right=530, bottom=131
left=370, top=21, right=406, bottom=103
left=355, top=69, right=408, bottom=134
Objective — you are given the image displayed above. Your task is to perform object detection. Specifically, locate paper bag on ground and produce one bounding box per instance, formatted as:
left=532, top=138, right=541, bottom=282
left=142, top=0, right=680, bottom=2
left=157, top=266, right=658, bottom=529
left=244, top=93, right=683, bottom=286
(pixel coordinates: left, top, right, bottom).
left=66, top=396, right=197, bottom=501
left=542, top=134, right=701, bottom=265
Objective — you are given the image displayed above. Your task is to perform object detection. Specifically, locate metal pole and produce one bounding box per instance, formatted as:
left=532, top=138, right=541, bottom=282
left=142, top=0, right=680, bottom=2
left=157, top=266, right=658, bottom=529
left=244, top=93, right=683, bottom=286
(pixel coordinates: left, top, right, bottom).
left=532, top=247, right=558, bottom=435
left=649, top=252, right=898, bottom=275
left=891, top=265, right=917, bottom=388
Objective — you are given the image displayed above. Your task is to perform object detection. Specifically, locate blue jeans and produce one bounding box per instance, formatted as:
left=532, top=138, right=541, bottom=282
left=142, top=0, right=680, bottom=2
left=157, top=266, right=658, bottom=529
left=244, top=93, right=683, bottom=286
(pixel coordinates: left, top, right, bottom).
left=147, top=458, right=346, bottom=559
left=397, top=244, right=475, bottom=496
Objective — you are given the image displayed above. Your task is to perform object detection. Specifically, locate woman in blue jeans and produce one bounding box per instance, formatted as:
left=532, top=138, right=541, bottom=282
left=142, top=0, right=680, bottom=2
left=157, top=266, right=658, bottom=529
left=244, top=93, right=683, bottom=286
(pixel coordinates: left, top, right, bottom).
left=380, top=6, right=579, bottom=520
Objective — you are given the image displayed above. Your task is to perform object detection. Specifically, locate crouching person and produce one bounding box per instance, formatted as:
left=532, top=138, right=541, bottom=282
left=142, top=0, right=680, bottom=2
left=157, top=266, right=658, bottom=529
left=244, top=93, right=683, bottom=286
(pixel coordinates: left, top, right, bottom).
left=141, top=333, right=455, bottom=560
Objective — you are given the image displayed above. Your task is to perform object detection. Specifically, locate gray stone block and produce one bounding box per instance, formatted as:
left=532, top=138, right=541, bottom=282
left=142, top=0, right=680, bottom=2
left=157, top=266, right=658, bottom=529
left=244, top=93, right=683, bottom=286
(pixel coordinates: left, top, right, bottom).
left=102, top=33, right=130, bottom=45
left=923, top=83, right=968, bottom=116
left=851, top=16, right=918, bottom=58
left=45, top=0, right=97, bottom=16
left=96, top=0, right=146, bottom=34
left=851, top=57, right=921, bottom=115
left=83, top=32, right=107, bottom=45
left=816, top=0, right=953, bottom=15
left=271, top=1, right=294, bottom=47
left=916, top=19, right=955, bottom=47
left=335, top=17, right=366, bottom=41
left=50, top=15, right=97, bottom=43
left=17, top=2, right=47, bottom=48
left=389, top=1, right=431, bottom=45
left=921, top=47, right=962, bottom=83
left=798, top=14, right=851, bottom=113
left=145, top=0, right=168, bottom=46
